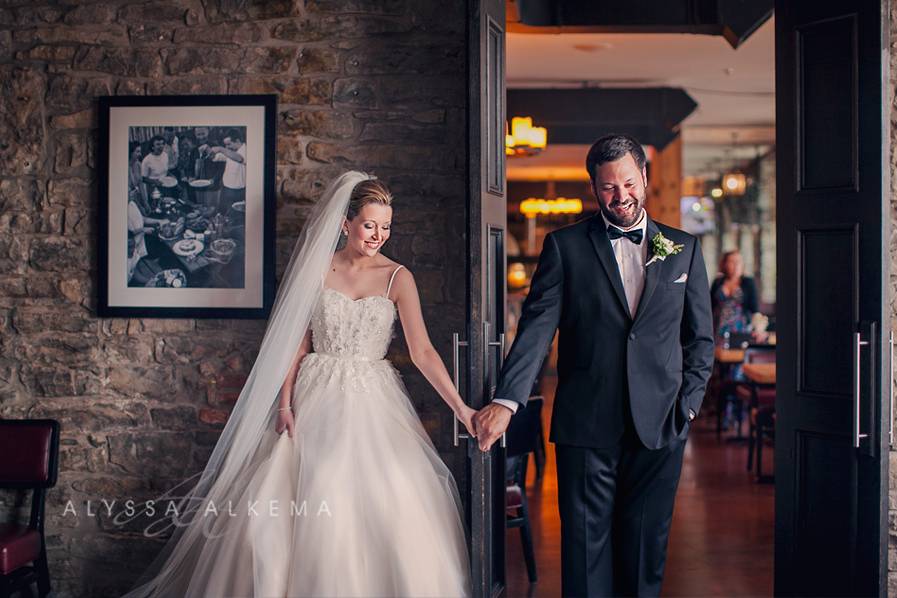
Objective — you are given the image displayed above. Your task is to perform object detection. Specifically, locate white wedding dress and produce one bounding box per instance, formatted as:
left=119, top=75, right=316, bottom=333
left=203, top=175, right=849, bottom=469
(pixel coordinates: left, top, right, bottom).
left=178, top=269, right=471, bottom=597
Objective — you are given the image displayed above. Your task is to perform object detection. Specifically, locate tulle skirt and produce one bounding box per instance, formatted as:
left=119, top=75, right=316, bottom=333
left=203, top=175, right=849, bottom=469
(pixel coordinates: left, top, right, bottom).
left=179, top=353, right=471, bottom=598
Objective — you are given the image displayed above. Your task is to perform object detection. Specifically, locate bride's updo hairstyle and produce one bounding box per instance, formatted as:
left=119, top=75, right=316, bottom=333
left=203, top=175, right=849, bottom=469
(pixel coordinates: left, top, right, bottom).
left=347, top=179, right=393, bottom=221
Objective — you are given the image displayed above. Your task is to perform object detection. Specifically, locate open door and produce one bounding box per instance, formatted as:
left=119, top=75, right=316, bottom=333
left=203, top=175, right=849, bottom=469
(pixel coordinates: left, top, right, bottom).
left=774, top=0, right=889, bottom=594
left=457, top=0, right=508, bottom=596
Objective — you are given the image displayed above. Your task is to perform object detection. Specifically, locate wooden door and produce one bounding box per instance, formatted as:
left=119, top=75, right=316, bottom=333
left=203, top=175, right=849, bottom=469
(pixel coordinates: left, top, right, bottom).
left=458, top=0, right=508, bottom=596
left=774, top=1, right=889, bottom=594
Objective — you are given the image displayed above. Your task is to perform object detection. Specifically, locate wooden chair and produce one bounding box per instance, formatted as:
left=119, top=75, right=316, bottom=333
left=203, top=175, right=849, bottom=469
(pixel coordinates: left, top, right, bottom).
left=737, top=347, right=776, bottom=481
left=751, top=406, right=776, bottom=482
left=0, top=419, right=60, bottom=598
left=527, top=395, right=547, bottom=481
left=505, top=397, right=543, bottom=584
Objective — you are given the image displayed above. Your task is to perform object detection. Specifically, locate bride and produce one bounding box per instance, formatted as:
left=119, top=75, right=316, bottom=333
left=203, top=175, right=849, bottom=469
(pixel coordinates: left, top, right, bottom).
left=124, top=172, right=475, bottom=597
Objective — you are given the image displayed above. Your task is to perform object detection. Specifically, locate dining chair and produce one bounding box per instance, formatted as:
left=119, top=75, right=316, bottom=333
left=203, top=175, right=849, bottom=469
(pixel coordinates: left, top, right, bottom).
left=0, top=419, right=60, bottom=598
left=751, top=405, right=776, bottom=482
left=738, top=347, right=776, bottom=480
left=526, top=395, right=547, bottom=481
left=505, top=397, right=543, bottom=584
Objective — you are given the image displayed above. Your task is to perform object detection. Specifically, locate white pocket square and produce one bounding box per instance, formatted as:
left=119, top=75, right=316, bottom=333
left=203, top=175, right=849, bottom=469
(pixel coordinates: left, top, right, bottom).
left=672, top=273, right=688, bottom=283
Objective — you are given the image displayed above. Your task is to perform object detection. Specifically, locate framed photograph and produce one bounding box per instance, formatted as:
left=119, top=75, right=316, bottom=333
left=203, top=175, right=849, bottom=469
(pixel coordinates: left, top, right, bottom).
left=96, top=95, right=277, bottom=318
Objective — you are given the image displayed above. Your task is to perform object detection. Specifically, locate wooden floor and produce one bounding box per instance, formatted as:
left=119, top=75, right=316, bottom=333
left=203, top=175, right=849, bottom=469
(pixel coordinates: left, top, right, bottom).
left=505, top=377, right=775, bottom=597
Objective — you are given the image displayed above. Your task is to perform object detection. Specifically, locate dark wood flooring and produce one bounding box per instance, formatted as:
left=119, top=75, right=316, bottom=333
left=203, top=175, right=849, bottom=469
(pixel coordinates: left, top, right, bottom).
left=505, top=377, right=774, bottom=597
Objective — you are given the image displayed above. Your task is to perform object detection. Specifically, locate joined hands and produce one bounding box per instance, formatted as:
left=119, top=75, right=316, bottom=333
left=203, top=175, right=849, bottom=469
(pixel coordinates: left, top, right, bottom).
left=472, top=403, right=513, bottom=452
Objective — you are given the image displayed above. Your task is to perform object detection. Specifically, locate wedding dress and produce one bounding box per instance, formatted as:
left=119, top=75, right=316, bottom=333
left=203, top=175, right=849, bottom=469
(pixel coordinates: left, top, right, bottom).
left=174, top=268, right=470, bottom=597
left=122, top=172, right=469, bottom=598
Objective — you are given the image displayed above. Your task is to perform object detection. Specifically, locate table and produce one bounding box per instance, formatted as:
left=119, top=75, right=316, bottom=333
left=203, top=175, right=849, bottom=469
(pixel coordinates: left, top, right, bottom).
left=743, top=363, right=776, bottom=386
left=715, top=347, right=746, bottom=364
left=149, top=205, right=238, bottom=282
left=158, top=234, right=215, bottom=274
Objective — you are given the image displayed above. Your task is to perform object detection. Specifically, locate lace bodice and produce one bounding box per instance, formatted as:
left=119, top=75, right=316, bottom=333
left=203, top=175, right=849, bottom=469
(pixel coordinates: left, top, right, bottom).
left=310, top=288, right=397, bottom=361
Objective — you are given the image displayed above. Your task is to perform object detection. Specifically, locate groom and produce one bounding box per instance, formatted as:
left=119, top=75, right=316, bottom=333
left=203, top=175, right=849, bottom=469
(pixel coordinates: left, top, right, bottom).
left=474, top=134, right=714, bottom=597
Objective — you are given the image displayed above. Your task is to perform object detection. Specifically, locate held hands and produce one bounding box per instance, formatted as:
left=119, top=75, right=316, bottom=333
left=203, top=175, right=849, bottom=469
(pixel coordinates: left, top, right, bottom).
left=473, top=403, right=513, bottom=452
left=275, top=407, right=295, bottom=438
left=455, top=405, right=479, bottom=439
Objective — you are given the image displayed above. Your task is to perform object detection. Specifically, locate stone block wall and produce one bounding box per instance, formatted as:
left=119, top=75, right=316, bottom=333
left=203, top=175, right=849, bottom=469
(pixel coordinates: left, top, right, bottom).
left=0, top=1, right=469, bottom=595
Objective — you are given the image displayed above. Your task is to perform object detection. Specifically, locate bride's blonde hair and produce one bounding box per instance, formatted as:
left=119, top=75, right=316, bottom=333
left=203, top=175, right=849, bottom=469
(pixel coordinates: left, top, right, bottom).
left=347, top=179, right=393, bottom=221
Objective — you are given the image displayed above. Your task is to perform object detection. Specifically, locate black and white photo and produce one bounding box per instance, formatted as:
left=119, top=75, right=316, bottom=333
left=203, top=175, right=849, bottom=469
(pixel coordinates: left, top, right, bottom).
left=97, top=95, right=276, bottom=318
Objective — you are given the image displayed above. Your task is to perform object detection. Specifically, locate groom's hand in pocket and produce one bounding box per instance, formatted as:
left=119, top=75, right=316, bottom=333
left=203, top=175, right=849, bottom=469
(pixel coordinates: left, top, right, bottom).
left=474, top=403, right=513, bottom=451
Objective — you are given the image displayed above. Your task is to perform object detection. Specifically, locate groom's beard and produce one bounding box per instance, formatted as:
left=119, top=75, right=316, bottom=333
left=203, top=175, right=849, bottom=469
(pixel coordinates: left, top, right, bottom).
left=601, top=190, right=646, bottom=228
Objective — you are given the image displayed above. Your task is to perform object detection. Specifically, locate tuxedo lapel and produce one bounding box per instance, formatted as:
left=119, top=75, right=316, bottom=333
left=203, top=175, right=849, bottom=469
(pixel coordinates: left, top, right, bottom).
left=587, top=216, right=631, bottom=319
left=633, top=217, right=662, bottom=323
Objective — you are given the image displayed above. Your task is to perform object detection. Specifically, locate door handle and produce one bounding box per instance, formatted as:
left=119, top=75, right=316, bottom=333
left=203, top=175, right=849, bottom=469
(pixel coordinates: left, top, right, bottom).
left=484, top=321, right=507, bottom=449
left=452, top=332, right=470, bottom=447
left=853, top=327, right=871, bottom=449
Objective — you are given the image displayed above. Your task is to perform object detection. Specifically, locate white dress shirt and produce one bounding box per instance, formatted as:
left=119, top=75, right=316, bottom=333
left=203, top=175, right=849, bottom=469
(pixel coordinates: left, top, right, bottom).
left=492, top=209, right=649, bottom=415
left=601, top=209, right=648, bottom=319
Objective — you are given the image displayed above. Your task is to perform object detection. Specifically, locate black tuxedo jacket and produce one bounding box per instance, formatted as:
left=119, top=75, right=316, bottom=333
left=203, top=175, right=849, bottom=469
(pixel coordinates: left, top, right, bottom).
left=494, top=215, right=714, bottom=450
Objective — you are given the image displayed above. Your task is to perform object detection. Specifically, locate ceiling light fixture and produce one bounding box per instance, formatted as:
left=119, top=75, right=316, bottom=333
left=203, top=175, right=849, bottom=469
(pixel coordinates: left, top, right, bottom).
left=506, top=116, right=548, bottom=157
left=721, top=132, right=747, bottom=196
left=520, top=197, right=583, bottom=218
left=722, top=172, right=747, bottom=195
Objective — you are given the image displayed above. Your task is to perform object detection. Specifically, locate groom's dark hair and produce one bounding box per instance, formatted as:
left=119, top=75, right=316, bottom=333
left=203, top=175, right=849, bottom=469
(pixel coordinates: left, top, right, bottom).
left=585, top=134, right=647, bottom=182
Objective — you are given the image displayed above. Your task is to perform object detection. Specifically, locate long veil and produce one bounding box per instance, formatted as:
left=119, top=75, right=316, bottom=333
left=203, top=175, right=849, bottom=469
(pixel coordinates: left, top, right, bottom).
left=123, top=170, right=375, bottom=597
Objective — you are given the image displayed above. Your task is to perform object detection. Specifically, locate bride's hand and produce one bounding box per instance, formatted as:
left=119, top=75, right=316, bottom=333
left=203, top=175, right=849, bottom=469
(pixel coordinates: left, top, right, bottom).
left=275, top=408, right=295, bottom=438
left=456, top=405, right=478, bottom=439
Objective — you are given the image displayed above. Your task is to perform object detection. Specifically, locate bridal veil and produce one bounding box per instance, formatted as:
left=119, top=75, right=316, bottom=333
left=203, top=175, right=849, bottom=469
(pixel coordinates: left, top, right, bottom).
left=122, top=171, right=375, bottom=597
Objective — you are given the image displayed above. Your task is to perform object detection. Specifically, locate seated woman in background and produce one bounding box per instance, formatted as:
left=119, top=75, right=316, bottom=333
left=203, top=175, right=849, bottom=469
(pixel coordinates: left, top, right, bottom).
left=710, top=249, right=758, bottom=341
left=710, top=250, right=760, bottom=430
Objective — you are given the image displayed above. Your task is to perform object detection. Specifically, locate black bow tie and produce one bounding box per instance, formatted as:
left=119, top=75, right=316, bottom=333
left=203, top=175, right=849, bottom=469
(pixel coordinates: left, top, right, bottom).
left=606, top=225, right=644, bottom=245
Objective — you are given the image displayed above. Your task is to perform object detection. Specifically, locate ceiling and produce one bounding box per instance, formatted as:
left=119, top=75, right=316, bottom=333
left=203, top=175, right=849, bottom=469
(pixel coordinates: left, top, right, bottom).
left=506, top=17, right=775, bottom=178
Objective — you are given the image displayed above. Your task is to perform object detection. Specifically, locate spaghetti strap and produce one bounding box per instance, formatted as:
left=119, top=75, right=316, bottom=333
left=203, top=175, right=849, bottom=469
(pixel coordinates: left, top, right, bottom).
left=385, top=265, right=405, bottom=298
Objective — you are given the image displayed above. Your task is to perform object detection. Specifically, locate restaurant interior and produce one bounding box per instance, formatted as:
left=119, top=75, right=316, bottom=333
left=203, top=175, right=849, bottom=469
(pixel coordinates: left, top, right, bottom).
left=501, top=16, right=776, bottom=597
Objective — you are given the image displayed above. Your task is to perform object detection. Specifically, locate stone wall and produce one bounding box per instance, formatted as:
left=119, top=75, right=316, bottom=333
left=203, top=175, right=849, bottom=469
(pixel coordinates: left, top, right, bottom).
left=0, top=1, right=469, bottom=596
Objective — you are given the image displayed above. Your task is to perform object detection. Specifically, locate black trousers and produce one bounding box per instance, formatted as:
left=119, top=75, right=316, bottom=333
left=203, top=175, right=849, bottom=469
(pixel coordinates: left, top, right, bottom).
left=555, top=427, right=686, bottom=598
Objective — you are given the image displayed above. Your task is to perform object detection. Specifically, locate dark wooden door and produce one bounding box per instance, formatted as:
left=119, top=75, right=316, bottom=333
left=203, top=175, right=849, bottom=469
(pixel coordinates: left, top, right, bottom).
left=458, top=0, right=508, bottom=596
left=774, top=1, right=889, bottom=594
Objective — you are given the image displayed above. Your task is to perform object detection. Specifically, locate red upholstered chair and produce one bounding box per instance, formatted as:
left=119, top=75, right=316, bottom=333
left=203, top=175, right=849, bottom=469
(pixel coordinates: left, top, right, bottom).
left=0, top=419, right=59, bottom=598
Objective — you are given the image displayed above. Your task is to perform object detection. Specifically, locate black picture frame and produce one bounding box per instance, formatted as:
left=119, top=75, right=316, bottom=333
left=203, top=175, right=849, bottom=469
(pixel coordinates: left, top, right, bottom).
left=96, top=94, right=277, bottom=319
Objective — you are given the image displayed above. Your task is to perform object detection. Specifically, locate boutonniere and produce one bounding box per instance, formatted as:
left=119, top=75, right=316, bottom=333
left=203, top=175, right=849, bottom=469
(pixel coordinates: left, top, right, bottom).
left=646, top=232, right=684, bottom=266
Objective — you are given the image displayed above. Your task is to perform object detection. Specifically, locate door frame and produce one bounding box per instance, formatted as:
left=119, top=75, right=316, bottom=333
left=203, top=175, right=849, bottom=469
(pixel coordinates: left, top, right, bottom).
left=466, top=1, right=508, bottom=597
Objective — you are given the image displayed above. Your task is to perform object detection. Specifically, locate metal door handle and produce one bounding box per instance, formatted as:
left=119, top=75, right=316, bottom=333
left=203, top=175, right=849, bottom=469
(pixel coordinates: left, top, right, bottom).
left=484, top=322, right=507, bottom=449
left=889, top=331, right=894, bottom=448
left=452, top=332, right=470, bottom=447
left=853, top=330, right=870, bottom=448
